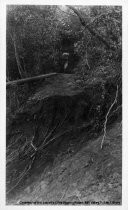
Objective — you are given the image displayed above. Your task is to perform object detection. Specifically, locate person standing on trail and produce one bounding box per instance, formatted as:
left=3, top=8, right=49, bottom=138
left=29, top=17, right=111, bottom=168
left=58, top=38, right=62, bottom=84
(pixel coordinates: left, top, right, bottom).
left=62, top=52, right=69, bottom=73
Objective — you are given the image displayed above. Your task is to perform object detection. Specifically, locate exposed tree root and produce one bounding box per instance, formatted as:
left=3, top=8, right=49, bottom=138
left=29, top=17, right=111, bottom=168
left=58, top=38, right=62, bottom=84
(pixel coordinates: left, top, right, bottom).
left=6, top=111, right=70, bottom=195
left=101, top=85, right=118, bottom=149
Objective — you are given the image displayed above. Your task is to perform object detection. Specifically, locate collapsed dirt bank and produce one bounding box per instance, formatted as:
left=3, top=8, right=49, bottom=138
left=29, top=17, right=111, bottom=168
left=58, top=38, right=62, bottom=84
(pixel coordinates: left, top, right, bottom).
left=6, top=73, right=122, bottom=205
left=7, top=120, right=122, bottom=205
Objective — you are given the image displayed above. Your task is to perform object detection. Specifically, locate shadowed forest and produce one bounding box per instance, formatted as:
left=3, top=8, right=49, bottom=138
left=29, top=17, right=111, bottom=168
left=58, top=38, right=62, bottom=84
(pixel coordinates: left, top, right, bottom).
left=6, top=5, right=122, bottom=205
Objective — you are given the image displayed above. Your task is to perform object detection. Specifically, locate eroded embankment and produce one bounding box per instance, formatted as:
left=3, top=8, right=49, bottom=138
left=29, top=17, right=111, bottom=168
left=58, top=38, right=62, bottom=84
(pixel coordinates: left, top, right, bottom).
left=6, top=73, right=122, bottom=203
left=7, top=121, right=122, bottom=205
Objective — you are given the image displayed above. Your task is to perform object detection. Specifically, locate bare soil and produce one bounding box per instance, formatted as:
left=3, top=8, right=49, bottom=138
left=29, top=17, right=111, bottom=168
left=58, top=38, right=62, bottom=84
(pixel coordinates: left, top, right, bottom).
left=7, top=121, right=122, bottom=205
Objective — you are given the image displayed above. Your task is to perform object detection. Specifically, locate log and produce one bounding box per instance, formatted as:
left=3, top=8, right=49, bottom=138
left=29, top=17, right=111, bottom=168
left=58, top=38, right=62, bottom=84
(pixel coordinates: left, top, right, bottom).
left=6, top=73, right=57, bottom=87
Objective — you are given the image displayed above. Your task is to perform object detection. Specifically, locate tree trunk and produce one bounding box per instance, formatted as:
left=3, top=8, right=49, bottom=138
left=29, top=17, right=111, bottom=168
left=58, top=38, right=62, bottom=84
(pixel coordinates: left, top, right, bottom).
left=10, top=32, right=24, bottom=79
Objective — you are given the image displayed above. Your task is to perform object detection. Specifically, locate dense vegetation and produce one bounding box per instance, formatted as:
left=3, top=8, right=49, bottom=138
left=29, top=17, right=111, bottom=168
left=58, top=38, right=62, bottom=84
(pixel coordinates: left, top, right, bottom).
left=7, top=5, right=121, bottom=79
left=6, top=5, right=122, bottom=200
left=7, top=5, right=122, bottom=115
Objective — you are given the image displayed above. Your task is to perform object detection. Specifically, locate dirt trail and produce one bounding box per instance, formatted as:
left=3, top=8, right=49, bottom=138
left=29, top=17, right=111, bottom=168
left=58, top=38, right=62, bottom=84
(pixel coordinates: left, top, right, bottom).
left=7, top=121, right=122, bottom=205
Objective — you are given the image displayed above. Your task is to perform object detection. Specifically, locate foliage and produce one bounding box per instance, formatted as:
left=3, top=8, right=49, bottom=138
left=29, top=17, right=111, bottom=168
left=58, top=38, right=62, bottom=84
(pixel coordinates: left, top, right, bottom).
left=6, top=5, right=122, bottom=131
left=73, top=6, right=122, bottom=77
left=7, top=6, right=61, bottom=79
left=7, top=5, right=122, bottom=80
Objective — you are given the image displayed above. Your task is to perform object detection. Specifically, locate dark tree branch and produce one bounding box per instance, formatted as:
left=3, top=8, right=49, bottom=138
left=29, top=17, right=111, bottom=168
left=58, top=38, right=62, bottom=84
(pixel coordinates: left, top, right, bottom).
left=67, top=6, right=116, bottom=52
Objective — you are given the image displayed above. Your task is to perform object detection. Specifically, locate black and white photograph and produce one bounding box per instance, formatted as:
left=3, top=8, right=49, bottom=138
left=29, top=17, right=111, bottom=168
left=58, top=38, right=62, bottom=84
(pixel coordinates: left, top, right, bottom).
left=3, top=2, right=124, bottom=206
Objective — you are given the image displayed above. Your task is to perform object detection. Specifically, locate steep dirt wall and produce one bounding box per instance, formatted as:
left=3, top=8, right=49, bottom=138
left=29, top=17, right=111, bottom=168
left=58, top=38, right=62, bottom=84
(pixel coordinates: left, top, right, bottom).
left=6, top=73, right=122, bottom=196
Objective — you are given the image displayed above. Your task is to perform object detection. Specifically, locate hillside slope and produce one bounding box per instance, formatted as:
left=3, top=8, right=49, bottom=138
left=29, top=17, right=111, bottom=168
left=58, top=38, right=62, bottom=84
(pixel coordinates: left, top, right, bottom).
left=7, top=121, right=122, bottom=205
